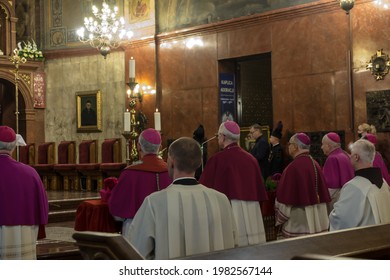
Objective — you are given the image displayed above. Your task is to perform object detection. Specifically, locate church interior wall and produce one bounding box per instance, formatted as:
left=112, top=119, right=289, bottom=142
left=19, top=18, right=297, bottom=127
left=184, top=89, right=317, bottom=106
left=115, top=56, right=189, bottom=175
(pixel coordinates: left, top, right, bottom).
left=2, top=0, right=390, bottom=165
left=44, top=52, right=127, bottom=162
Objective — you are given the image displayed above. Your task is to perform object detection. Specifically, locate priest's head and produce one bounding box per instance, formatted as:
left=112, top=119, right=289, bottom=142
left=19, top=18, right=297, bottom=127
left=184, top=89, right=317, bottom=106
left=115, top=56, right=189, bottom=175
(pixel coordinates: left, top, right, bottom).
left=138, top=128, right=161, bottom=156
left=167, top=137, right=202, bottom=179
left=349, top=139, right=375, bottom=170
left=218, top=120, right=240, bottom=148
left=288, top=133, right=311, bottom=158
left=321, top=132, right=341, bottom=156
left=0, top=126, right=17, bottom=154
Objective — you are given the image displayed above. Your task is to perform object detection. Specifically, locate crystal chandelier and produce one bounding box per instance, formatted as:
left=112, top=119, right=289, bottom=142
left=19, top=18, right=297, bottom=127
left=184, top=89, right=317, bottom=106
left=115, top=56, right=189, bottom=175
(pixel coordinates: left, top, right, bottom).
left=77, top=1, right=133, bottom=59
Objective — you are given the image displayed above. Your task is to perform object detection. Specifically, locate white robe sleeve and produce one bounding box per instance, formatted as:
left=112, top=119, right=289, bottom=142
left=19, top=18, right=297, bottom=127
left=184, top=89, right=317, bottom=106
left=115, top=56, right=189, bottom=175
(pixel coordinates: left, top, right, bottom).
left=329, top=182, right=368, bottom=231
left=126, top=198, right=156, bottom=259
left=275, top=199, right=292, bottom=226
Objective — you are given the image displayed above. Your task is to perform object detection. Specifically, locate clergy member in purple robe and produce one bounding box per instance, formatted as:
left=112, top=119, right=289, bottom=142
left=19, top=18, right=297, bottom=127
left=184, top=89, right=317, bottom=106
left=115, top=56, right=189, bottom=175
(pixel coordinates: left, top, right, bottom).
left=321, top=132, right=354, bottom=212
left=0, top=126, right=48, bottom=260
left=275, top=132, right=330, bottom=238
left=108, top=128, right=172, bottom=235
left=363, top=133, right=390, bottom=185
left=200, top=120, right=268, bottom=246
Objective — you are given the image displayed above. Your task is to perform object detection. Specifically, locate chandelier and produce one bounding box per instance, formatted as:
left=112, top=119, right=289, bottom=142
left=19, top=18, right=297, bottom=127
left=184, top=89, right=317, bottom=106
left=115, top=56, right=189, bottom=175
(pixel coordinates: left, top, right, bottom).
left=374, top=0, right=390, bottom=9
left=77, top=1, right=133, bottom=59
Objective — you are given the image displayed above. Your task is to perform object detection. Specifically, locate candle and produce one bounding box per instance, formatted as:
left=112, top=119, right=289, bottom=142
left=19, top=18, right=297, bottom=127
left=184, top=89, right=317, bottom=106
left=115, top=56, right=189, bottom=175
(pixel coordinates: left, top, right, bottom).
left=124, top=110, right=131, bottom=132
left=129, top=57, right=135, bottom=79
left=154, top=109, right=161, bottom=131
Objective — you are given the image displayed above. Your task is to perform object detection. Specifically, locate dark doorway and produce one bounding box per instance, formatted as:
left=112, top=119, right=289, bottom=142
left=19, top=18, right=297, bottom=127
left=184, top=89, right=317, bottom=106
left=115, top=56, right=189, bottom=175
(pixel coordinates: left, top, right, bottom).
left=218, top=53, right=273, bottom=129
left=237, top=53, right=272, bottom=128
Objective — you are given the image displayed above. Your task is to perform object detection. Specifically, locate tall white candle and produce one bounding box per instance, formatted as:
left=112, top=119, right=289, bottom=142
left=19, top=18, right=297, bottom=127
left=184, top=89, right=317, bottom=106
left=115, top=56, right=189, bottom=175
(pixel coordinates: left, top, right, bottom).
left=124, top=110, right=131, bottom=132
left=154, top=109, right=161, bottom=131
left=129, top=57, right=135, bottom=79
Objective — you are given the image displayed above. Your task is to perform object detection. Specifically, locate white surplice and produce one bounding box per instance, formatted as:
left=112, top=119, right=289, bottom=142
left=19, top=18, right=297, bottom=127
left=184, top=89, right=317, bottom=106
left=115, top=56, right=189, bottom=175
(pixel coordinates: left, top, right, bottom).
left=231, top=200, right=266, bottom=246
left=0, top=225, right=39, bottom=260
left=275, top=200, right=329, bottom=238
left=125, top=184, right=237, bottom=259
left=329, top=177, right=390, bottom=231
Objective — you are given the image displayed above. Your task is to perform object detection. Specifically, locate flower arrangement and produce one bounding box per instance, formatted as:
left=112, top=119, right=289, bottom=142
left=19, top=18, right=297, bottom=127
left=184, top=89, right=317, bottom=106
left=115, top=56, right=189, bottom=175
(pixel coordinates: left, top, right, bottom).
left=17, top=40, right=44, bottom=60
left=265, top=173, right=281, bottom=191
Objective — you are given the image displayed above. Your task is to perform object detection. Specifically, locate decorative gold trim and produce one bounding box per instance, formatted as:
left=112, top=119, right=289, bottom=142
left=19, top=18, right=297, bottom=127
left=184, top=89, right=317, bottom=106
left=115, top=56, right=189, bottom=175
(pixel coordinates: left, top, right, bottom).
left=366, top=49, right=390, bottom=81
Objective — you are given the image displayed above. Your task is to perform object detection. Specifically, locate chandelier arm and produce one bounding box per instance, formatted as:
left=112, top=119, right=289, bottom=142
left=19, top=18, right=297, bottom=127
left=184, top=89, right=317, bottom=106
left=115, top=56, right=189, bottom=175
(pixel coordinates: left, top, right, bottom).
left=77, top=1, right=132, bottom=58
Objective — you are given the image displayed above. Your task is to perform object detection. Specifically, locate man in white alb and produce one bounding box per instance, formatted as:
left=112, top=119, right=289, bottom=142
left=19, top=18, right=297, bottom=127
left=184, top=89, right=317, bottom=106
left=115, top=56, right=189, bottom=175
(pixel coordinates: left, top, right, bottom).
left=329, top=139, right=390, bottom=231
left=125, top=137, right=237, bottom=259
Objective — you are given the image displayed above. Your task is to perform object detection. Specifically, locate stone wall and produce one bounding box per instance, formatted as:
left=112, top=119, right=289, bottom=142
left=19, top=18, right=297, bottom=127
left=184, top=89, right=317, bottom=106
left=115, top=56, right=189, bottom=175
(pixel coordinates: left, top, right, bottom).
left=44, top=52, right=127, bottom=162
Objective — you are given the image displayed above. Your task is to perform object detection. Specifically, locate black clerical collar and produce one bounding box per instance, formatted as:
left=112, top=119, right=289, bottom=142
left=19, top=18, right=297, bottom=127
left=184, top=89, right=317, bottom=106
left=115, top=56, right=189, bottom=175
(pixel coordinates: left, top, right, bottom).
left=172, top=178, right=198, bottom=185
left=355, top=167, right=383, bottom=188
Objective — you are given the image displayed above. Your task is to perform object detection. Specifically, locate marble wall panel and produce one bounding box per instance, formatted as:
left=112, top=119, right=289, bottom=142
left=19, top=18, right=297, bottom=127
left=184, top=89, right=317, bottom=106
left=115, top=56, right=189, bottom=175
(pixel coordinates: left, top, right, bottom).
left=333, top=70, right=352, bottom=134
left=288, top=73, right=343, bottom=132
left=159, top=40, right=187, bottom=89
left=352, top=3, right=390, bottom=70
left=310, top=11, right=349, bottom=73
left=184, top=34, right=218, bottom=89
left=44, top=52, right=127, bottom=162
left=271, top=77, right=295, bottom=140
left=168, top=88, right=203, bottom=138
left=217, top=23, right=272, bottom=60
left=199, top=86, right=220, bottom=157
left=272, top=16, right=313, bottom=78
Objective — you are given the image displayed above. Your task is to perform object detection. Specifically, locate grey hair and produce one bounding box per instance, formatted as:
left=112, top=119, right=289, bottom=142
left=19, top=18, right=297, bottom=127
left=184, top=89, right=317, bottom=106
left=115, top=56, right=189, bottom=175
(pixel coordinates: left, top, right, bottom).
left=138, top=134, right=160, bottom=154
left=0, top=140, right=17, bottom=152
left=219, top=123, right=240, bottom=142
left=322, top=135, right=341, bottom=148
left=291, top=133, right=310, bottom=150
left=351, top=139, right=375, bottom=164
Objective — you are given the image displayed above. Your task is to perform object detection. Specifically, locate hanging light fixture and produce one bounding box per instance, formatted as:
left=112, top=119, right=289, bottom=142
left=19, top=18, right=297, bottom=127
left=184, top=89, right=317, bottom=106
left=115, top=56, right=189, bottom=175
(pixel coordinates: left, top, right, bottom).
left=374, top=0, right=390, bottom=9
left=77, top=1, right=133, bottom=59
left=338, top=0, right=355, bottom=14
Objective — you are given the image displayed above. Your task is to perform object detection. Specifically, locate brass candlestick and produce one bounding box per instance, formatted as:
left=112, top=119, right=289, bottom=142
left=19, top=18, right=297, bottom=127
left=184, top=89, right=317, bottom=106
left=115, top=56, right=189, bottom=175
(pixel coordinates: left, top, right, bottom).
left=126, top=99, right=139, bottom=165
left=9, top=49, right=26, bottom=161
left=122, top=131, right=131, bottom=165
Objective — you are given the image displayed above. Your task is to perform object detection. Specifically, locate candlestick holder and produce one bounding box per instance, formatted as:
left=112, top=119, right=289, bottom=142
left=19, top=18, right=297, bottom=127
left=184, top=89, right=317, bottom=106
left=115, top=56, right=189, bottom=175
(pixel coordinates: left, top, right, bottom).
left=9, top=49, right=26, bottom=162
left=123, top=100, right=140, bottom=165
left=122, top=131, right=131, bottom=165
left=127, top=78, right=138, bottom=92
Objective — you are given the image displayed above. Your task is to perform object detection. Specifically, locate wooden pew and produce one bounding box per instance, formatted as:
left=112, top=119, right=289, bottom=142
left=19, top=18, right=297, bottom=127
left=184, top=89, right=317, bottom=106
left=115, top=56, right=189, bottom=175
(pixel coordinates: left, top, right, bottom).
left=72, top=224, right=390, bottom=260
left=72, top=231, right=144, bottom=260
left=182, top=223, right=390, bottom=260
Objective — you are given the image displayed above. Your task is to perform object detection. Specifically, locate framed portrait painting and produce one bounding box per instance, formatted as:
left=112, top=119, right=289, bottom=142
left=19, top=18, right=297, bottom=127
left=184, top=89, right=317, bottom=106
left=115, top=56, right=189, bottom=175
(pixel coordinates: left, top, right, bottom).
left=76, top=90, right=102, bottom=133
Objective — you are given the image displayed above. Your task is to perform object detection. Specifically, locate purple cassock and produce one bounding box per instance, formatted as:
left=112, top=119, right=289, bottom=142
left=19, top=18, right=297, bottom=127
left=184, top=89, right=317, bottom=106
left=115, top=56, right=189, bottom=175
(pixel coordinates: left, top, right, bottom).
left=322, top=148, right=354, bottom=189
left=108, top=154, right=172, bottom=219
left=199, top=143, right=268, bottom=202
left=373, top=152, right=390, bottom=185
left=0, top=154, right=48, bottom=226
left=276, top=153, right=331, bottom=206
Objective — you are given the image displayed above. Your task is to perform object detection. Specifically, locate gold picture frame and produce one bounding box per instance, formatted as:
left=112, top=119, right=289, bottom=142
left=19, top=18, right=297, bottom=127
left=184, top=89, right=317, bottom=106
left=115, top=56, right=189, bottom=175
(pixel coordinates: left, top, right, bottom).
left=76, top=90, right=102, bottom=133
